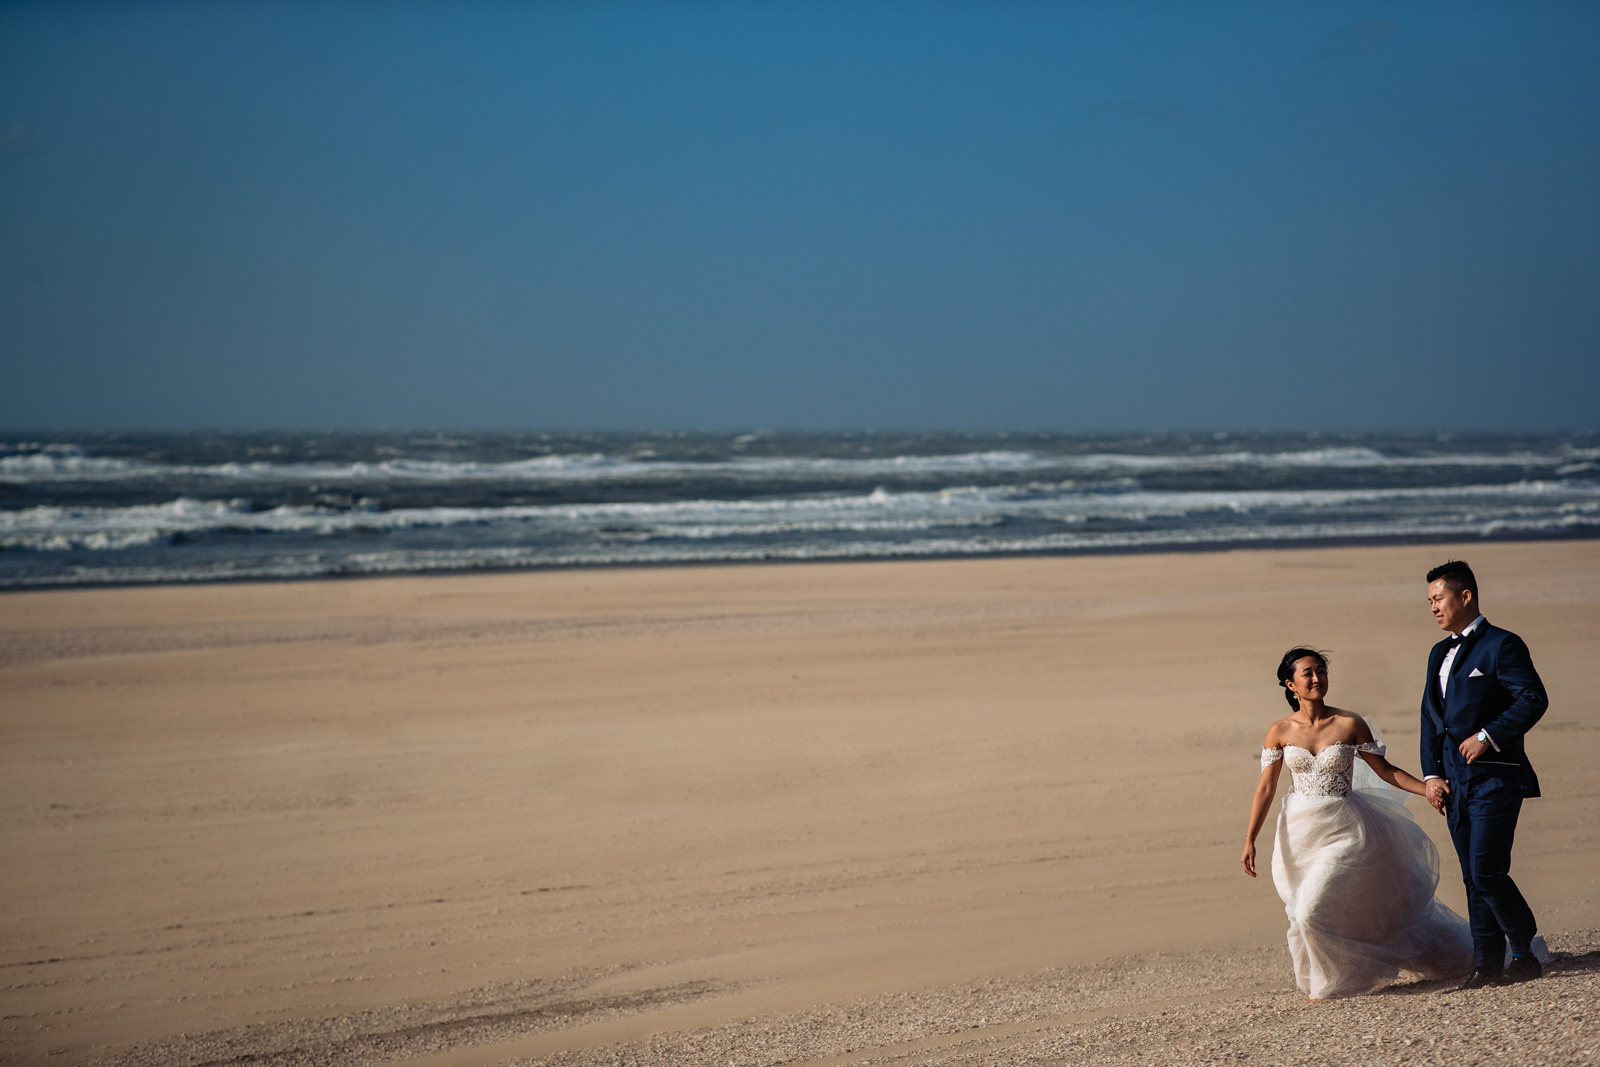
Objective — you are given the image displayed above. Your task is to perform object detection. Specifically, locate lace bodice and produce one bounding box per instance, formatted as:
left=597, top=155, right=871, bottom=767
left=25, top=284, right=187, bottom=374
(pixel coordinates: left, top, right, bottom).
left=1262, top=742, right=1385, bottom=798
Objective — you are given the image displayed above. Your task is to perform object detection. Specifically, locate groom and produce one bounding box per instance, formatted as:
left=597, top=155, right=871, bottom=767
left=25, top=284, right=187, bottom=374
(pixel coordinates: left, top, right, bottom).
left=1421, top=560, right=1547, bottom=990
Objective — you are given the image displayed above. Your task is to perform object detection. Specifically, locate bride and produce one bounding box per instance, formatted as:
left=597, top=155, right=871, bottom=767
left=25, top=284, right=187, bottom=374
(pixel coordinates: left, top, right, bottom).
left=1242, top=647, right=1471, bottom=1000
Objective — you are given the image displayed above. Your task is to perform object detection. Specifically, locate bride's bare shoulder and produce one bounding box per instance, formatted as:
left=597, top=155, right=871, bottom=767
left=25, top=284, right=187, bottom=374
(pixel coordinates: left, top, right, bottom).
left=1263, top=716, right=1297, bottom=748
left=1327, top=708, right=1374, bottom=742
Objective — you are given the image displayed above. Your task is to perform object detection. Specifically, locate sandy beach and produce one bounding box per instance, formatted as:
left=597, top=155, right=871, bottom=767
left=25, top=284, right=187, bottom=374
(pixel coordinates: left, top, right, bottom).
left=3, top=542, right=1597, bottom=1065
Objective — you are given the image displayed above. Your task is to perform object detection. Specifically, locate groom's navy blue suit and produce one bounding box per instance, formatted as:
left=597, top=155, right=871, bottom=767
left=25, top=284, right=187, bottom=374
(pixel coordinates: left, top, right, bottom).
left=1421, top=618, right=1546, bottom=969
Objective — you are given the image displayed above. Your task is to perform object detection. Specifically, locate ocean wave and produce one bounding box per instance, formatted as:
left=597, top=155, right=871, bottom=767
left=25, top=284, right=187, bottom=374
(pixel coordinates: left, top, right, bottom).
left=6, top=432, right=1598, bottom=588
left=0, top=447, right=143, bottom=478
left=5, top=510, right=1598, bottom=588
left=4, top=480, right=1596, bottom=553
left=0, top=448, right=1056, bottom=483
left=4, top=442, right=1599, bottom=485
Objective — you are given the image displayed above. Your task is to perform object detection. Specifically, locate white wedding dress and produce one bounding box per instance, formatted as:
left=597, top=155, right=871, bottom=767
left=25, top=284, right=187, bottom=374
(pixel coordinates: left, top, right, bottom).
left=1264, top=741, right=1471, bottom=999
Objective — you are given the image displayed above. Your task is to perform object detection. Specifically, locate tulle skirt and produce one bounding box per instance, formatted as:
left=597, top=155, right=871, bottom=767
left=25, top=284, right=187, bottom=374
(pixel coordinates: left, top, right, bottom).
left=1271, top=787, right=1471, bottom=999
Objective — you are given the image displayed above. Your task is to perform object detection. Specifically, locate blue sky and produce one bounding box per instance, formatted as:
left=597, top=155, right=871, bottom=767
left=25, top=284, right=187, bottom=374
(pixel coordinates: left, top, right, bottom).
left=1, top=2, right=1596, bottom=431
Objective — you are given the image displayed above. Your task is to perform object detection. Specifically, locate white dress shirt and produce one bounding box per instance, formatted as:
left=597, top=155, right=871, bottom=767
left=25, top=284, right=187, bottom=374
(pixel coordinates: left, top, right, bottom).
left=1437, top=613, right=1486, bottom=706
left=1425, top=615, right=1495, bottom=782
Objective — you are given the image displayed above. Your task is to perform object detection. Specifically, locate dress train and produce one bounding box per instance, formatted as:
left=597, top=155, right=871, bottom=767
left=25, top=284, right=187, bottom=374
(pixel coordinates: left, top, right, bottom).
left=1266, top=740, right=1471, bottom=999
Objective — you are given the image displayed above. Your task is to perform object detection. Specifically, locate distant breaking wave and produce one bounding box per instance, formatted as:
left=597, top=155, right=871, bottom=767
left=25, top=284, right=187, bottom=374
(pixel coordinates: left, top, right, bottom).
left=5, top=442, right=1599, bottom=485
left=2, top=431, right=1596, bottom=588
left=5, top=479, right=1599, bottom=553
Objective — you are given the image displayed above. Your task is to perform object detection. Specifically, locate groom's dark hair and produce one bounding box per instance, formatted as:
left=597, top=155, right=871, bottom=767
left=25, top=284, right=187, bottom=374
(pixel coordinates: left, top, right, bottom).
left=1427, top=559, right=1479, bottom=600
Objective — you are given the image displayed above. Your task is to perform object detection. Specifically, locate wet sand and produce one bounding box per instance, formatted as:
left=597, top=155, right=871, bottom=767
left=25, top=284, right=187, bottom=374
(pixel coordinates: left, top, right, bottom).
left=2, top=541, right=1597, bottom=1065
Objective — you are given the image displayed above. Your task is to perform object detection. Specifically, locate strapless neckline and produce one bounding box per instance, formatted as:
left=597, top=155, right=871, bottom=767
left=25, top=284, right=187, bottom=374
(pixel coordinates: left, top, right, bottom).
left=1283, top=742, right=1358, bottom=758
left=1264, top=741, right=1385, bottom=799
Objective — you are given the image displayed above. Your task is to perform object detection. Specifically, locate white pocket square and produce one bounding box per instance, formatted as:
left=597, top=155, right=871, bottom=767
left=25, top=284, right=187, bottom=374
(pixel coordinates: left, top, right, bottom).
left=1468, top=668, right=1485, bottom=677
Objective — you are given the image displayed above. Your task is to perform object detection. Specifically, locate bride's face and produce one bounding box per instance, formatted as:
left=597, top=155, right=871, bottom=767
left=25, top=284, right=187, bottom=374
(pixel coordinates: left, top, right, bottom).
left=1286, top=656, right=1329, bottom=705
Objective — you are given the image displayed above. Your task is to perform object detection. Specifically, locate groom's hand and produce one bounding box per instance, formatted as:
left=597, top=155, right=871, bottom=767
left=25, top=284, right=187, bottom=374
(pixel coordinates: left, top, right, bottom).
left=1425, top=778, right=1450, bottom=814
left=1458, top=736, right=1491, bottom=764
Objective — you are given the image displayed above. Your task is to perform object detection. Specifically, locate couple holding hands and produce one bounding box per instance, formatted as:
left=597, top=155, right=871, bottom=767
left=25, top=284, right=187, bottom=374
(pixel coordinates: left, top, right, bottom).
left=1242, top=560, right=1547, bottom=1001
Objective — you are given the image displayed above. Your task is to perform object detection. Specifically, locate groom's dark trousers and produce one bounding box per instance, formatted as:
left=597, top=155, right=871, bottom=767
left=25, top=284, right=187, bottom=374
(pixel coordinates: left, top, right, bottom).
left=1421, top=620, right=1547, bottom=970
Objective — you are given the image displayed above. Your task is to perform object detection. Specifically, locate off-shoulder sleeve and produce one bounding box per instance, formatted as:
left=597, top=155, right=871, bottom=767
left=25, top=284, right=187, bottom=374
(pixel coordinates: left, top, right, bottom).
left=1356, top=741, right=1386, bottom=756
left=1261, top=747, right=1283, bottom=768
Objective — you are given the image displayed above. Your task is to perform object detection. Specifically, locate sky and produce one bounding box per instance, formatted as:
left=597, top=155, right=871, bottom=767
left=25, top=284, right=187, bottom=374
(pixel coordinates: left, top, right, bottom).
left=1, top=2, right=1597, bottom=432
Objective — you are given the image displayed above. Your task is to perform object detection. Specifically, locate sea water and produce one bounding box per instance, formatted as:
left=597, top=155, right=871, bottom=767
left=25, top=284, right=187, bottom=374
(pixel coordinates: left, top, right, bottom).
left=2, top=431, right=1596, bottom=588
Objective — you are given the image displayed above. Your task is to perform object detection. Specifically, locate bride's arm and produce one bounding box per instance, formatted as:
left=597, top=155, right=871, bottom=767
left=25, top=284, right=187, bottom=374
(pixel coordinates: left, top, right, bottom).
left=1349, top=714, right=1427, bottom=797
left=1357, top=749, right=1428, bottom=797
left=1242, top=739, right=1283, bottom=878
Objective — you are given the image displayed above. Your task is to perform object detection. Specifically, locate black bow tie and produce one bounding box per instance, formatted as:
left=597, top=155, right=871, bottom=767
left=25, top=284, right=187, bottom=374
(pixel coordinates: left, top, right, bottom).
left=1445, top=633, right=1465, bottom=647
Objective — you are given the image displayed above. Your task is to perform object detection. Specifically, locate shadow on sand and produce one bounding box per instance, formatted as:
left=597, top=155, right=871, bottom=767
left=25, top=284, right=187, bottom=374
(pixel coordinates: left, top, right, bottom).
left=1374, top=948, right=1600, bottom=999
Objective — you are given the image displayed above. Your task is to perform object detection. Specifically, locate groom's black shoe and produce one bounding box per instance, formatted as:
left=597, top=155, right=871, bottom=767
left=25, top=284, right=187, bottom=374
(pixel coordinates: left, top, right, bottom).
left=1456, top=968, right=1505, bottom=991
left=1504, top=955, right=1542, bottom=984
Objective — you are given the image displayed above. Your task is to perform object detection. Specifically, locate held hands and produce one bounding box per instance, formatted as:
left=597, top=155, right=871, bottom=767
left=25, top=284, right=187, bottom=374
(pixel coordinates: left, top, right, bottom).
left=1424, top=777, right=1451, bottom=815
left=1458, top=735, right=1491, bottom=764
left=1241, top=839, right=1257, bottom=878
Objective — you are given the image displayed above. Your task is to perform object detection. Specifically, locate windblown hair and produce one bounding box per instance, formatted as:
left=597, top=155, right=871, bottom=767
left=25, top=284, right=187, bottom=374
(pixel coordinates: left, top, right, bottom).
left=1427, top=559, right=1479, bottom=600
left=1277, top=647, right=1328, bottom=711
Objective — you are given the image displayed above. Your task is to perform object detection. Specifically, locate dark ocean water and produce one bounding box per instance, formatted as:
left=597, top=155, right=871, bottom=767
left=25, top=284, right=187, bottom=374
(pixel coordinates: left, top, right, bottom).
left=2, top=431, right=1597, bottom=588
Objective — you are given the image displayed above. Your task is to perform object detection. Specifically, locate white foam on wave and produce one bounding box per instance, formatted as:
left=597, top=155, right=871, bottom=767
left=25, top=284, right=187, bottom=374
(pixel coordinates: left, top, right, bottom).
left=0, top=448, right=1059, bottom=484
left=1047, top=446, right=1600, bottom=472
left=4, top=479, right=1597, bottom=554
left=7, top=508, right=1598, bottom=589
left=0, top=452, right=142, bottom=477
left=5, top=442, right=1599, bottom=485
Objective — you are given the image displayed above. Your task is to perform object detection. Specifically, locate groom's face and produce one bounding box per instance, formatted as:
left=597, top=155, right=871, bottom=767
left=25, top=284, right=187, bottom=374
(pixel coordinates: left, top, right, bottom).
left=1427, top=578, right=1476, bottom=633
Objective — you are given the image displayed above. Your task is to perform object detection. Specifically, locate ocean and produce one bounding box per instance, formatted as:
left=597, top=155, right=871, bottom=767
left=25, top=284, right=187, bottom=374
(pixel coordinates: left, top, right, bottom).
left=2, top=431, right=1597, bottom=589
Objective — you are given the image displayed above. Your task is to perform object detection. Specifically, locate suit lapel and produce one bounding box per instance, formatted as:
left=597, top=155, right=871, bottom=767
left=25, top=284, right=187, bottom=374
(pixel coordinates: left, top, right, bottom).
left=1447, top=620, right=1490, bottom=696
left=1426, top=641, right=1448, bottom=730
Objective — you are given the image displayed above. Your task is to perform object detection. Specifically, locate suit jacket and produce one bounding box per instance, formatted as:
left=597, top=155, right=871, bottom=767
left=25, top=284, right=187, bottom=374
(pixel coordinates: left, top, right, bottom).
left=1420, top=618, right=1547, bottom=797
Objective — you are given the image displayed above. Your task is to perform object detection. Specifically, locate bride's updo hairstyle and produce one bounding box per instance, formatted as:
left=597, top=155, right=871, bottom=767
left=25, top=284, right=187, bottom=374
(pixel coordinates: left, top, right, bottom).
left=1277, top=647, right=1328, bottom=710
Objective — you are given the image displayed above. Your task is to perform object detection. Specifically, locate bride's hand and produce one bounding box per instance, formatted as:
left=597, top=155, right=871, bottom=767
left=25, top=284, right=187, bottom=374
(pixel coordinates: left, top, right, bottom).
left=1241, top=839, right=1257, bottom=878
left=1424, top=778, right=1450, bottom=815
